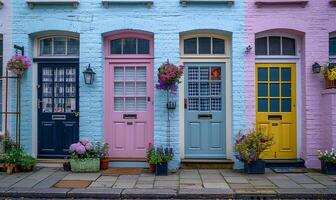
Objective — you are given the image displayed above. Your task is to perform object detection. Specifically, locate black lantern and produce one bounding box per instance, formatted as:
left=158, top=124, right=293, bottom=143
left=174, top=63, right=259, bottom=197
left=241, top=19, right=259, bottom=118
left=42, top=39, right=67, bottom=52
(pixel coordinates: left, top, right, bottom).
left=83, top=64, right=96, bottom=85
left=312, top=62, right=321, bottom=74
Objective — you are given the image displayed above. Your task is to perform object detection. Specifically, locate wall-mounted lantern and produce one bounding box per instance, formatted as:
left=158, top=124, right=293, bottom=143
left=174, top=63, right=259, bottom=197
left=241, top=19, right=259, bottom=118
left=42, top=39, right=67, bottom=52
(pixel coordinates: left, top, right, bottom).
left=83, top=64, right=96, bottom=85
left=312, top=62, right=322, bottom=74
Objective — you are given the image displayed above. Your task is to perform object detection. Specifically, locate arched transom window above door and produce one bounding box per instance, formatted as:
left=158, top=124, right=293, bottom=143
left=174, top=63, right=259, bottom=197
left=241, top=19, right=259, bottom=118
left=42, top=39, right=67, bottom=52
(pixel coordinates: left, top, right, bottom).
left=255, top=36, right=296, bottom=56
left=38, top=36, right=79, bottom=57
left=180, top=33, right=230, bottom=57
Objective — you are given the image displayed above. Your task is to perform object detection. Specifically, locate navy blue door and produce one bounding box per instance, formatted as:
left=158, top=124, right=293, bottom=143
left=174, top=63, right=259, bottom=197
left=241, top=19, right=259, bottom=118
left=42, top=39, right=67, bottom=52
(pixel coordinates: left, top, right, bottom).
left=38, top=63, right=79, bottom=158
left=184, top=63, right=226, bottom=159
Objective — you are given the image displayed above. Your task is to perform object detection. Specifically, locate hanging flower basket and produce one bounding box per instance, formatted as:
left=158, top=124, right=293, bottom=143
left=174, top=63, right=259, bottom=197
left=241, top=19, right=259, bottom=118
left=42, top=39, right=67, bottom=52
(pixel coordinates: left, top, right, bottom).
left=321, top=64, right=336, bottom=89
left=6, top=55, right=31, bottom=77
left=324, top=75, right=336, bottom=89
left=156, top=61, right=184, bottom=94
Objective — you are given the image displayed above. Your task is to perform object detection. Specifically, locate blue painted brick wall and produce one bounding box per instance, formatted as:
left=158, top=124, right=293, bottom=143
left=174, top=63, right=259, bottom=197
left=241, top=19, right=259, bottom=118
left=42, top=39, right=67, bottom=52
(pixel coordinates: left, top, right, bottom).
left=12, top=0, right=246, bottom=170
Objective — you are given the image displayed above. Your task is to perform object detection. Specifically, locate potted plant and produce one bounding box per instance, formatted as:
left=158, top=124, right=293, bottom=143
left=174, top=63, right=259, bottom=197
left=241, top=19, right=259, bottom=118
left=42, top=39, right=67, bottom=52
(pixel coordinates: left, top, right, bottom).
left=149, top=147, right=173, bottom=176
left=234, top=128, right=273, bottom=174
left=321, top=63, right=336, bottom=89
left=6, top=55, right=31, bottom=77
left=318, top=148, right=336, bottom=174
left=17, top=155, right=36, bottom=172
left=96, top=142, right=109, bottom=170
left=146, top=143, right=155, bottom=173
left=63, top=161, right=71, bottom=171
left=69, top=138, right=100, bottom=172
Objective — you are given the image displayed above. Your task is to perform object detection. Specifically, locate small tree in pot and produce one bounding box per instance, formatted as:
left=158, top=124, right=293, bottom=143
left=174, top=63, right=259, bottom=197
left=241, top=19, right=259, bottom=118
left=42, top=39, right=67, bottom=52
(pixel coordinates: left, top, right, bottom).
left=234, top=128, right=273, bottom=174
left=96, top=142, right=109, bottom=170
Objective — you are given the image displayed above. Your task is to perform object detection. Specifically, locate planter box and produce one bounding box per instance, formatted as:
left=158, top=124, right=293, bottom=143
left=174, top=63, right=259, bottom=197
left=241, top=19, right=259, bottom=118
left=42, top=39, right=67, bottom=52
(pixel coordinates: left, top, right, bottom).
left=244, top=160, right=265, bottom=174
left=321, top=160, right=336, bottom=175
left=324, top=75, right=336, bottom=89
left=155, top=162, right=168, bottom=176
left=70, top=158, right=100, bottom=172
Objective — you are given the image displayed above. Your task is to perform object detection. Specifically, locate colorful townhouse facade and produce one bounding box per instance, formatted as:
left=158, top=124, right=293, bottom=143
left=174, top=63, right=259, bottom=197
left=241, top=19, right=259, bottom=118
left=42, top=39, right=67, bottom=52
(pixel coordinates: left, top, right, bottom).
left=0, top=0, right=335, bottom=170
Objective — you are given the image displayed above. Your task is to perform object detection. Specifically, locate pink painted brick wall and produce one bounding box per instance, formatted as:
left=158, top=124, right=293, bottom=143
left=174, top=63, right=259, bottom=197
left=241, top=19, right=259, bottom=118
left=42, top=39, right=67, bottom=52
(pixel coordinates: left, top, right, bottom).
left=245, top=0, right=336, bottom=168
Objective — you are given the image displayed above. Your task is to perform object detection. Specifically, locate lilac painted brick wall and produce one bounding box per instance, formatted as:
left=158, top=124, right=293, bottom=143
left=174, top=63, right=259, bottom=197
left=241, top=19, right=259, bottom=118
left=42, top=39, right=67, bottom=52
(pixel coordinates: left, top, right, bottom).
left=245, top=0, right=336, bottom=168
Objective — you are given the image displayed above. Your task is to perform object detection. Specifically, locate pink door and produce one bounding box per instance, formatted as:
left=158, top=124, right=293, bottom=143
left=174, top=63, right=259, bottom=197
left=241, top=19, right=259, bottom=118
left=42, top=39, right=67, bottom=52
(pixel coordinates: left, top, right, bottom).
left=104, top=32, right=154, bottom=158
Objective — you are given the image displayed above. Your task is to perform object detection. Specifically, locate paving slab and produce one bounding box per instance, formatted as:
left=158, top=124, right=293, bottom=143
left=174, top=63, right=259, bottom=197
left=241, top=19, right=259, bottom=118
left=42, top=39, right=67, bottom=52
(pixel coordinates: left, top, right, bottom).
left=203, top=182, right=230, bottom=189
left=96, top=176, right=118, bottom=182
left=33, top=171, right=69, bottom=188
left=179, top=183, right=203, bottom=189
left=62, top=173, right=100, bottom=181
left=112, top=181, right=136, bottom=188
left=286, top=174, right=318, bottom=184
left=89, top=181, right=115, bottom=188
left=122, top=188, right=177, bottom=199
left=269, top=178, right=302, bottom=188
left=117, top=175, right=139, bottom=180
left=68, top=188, right=122, bottom=199
left=180, top=178, right=202, bottom=184
left=11, top=171, right=54, bottom=188
left=4, top=187, right=69, bottom=198
left=134, top=183, right=154, bottom=189
left=137, top=176, right=155, bottom=181
left=220, top=170, right=243, bottom=177
left=301, top=183, right=327, bottom=189
left=229, top=183, right=254, bottom=189
left=316, top=188, right=336, bottom=198
left=234, top=188, right=277, bottom=199
left=155, top=174, right=179, bottom=181
left=178, top=188, right=234, bottom=199
left=154, top=180, right=179, bottom=188
left=225, top=176, right=249, bottom=184
left=0, top=172, right=33, bottom=188
left=275, top=188, right=320, bottom=199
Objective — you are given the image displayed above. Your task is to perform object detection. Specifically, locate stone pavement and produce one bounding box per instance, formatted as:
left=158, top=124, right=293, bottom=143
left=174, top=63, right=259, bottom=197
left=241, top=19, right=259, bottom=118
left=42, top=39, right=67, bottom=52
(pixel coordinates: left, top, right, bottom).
left=0, top=167, right=336, bottom=199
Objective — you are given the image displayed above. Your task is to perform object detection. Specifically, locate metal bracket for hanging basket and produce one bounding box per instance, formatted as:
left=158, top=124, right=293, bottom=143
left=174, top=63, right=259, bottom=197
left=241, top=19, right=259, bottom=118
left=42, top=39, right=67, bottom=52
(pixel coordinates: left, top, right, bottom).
left=167, top=101, right=176, bottom=110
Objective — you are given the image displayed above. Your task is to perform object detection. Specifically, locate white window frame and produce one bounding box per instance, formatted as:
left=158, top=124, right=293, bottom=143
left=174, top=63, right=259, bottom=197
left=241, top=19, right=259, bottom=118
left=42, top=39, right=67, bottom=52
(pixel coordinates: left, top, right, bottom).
left=255, top=32, right=300, bottom=59
left=36, top=35, right=79, bottom=58
left=0, top=34, right=3, bottom=133
left=330, top=32, right=336, bottom=63
left=180, top=33, right=230, bottom=59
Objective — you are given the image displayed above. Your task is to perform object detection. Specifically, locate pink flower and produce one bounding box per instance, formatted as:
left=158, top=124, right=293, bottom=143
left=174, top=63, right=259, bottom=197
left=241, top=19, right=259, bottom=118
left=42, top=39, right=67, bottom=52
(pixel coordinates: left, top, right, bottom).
left=81, top=138, right=89, bottom=145
left=85, top=143, right=94, bottom=151
left=75, top=144, right=86, bottom=154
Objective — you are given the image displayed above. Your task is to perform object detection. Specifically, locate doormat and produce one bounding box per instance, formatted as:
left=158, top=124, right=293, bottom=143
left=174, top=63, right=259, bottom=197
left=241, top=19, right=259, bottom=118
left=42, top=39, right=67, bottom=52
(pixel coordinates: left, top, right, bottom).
left=102, top=168, right=144, bottom=175
left=271, top=167, right=307, bottom=173
left=54, top=180, right=92, bottom=188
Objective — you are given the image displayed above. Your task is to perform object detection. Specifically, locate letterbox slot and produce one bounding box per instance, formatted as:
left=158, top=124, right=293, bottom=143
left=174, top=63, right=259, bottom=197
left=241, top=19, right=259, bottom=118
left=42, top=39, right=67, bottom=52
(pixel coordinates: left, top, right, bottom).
left=123, top=114, right=137, bottom=119
left=198, top=114, right=212, bottom=119
left=268, top=115, right=282, bottom=120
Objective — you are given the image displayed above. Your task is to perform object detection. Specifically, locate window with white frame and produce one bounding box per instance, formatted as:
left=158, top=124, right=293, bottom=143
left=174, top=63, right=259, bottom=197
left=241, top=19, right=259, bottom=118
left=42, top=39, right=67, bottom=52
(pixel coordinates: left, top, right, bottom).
left=110, top=37, right=150, bottom=55
left=39, top=36, right=79, bottom=56
left=183, top=36, right=225, bottom=55
left=255, top=36, right=296, bottom=56
left=330, top=35, right=336, bottom=63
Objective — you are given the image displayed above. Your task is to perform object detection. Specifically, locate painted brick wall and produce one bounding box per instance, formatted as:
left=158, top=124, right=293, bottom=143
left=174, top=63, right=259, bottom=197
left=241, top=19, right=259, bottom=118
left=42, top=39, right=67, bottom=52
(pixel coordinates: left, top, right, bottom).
left=321, top=90, right=336, bottom=151
left=12, top=0, right=245, bottom=170
left=245, top=0, right=336, bottom=168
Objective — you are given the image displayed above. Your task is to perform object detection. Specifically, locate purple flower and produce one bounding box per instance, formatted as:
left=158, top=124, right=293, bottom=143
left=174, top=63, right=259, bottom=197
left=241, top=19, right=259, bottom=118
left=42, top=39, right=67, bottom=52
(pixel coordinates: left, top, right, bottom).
left=85, top=143, right=94, bottom=151
left=69, top=143, right=78, bottom=151
left=81, top=138, right=89, bottom=145
left=75, top=144, right=86, bottom=154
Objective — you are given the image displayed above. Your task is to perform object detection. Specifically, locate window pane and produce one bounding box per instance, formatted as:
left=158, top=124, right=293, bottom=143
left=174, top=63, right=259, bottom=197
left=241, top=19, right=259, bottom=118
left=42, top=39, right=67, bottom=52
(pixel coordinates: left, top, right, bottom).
left=281, top=83, right=291, bottom=97
left=270, top=67, right=279, bottom=81
left=270, top=99, right=280, bottom=112
left=0, top=39, right=3, bottom=55
left=258, top=83, right=268, bottom=97
left=255, top=37, right=267, bottom=55
left=199, top=37, right=211, bottom=54
left=258, top=68, right=268, bottom=81
left=114, top=97, right=123, bottom=111
left=111, top=39, right=122, bottom=54
left=212, top=38, right=225, bottom=54
left=282, top=37, right=296, bottom=55
left=281, top=68, right=291, bottom=81
left=40, top=38, right=52, bottom=55
left=330, top=37, right=336, bottom=56
left=269, top=36, right=281, bottom=55
left=200, top=82, right=210, bottom=96
left=123, top=38, right=136, bottom=54
left=200, top=98, right=210, bottom=111
left=184, top=38, right=197, bottom=54
left=67, top=38, right=79, bottom=55
left=53, top=37, right=66, bottom=55
left=258, top=98, right=268, bottom=112
left=281, top=99, right=291, bottom=112
left=270, top=83, right=279, bottom=97
left=138, top=39, right=149, bottom=54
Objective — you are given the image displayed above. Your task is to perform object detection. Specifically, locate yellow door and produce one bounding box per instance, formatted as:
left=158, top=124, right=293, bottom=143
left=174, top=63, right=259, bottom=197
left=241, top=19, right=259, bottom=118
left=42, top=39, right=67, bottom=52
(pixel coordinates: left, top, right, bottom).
left=256, top=63, right=297, bottom=159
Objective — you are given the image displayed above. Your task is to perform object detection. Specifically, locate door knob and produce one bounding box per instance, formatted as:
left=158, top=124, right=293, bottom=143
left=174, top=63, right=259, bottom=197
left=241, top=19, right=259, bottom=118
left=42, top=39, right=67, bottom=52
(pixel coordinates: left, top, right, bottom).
left=75, top=112, right=80, bottom=117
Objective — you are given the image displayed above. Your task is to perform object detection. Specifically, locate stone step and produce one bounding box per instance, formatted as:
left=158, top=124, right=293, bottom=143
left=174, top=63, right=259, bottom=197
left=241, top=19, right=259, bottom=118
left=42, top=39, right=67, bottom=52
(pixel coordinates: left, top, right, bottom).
left=181, top=159, right=234, bottom=169
left=264, top=159, right=305, bottom=168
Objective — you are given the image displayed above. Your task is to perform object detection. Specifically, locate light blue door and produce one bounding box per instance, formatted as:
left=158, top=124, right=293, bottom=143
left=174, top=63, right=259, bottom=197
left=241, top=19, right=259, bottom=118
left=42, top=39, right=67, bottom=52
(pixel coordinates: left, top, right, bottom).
left=184, top=63, right=226, bottom=158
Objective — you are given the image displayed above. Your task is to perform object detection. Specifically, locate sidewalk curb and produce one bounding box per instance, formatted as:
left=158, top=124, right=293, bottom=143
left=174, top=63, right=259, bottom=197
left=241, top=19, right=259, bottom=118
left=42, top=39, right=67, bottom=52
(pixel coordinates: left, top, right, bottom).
left=0, top=188, right=335, bottom=199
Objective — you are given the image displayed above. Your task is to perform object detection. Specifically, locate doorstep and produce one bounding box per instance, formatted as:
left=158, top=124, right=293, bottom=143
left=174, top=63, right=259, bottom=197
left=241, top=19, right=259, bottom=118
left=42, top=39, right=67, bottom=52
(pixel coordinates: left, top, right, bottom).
left=264, top=159, right=305, bottom=168
left=181, top=159, right=234, bottom=169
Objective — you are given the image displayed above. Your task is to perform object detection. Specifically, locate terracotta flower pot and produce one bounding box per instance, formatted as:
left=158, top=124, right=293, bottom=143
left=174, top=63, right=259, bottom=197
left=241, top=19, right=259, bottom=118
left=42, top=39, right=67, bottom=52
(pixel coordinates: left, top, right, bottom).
left=6, top=164, right=15, bottom=175
left=149, top=164, right=155, bottom=173
left=100, top=158, right=109, bottom=170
